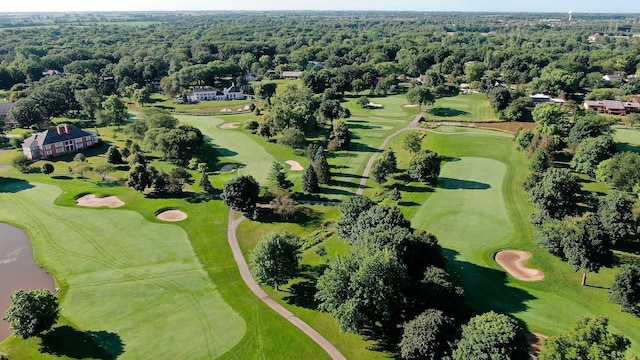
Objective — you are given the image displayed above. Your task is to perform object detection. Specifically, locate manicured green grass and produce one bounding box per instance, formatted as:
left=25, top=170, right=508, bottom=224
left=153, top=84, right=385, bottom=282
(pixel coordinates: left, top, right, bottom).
left=422, top=93, right=498, bottom=123
left=613, top=126, right=640, bottom=153
left=343, top=94, right=420, bottom=120
left=0, top=176, right=330, bottom=359
left=411, top=131, right=640, bottom=353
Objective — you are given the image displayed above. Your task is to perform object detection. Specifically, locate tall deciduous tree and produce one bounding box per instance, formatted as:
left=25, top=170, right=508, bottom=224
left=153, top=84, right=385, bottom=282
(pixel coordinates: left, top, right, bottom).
left=221, top=175, right=260, bottom=213
left=563, top=214, right=614, bottom=286
left=406, top=86, right=435, bottom=111
left=539, top=317, right=630, bottom=360
left=99, top=95, right=129, bottom=128
left=371, top=148, right=398, bottom=184
left=402, top=132, right=422, bottom=157
left=570, top=135, right=616, bottom=178
left=399, top=309, right=458, bottom=360
left=329, top=120, right=351, bottom=150
left=335, top=196, right=375, bottom=240
left=598, top=190, right=635, bottom=244
left=250, top=232, right=301, bottom=290
left=408, top=150, right=441, bottom=185
left=40, top=163, right=54, bottom=176
left=3, top=289, right=59, bottom=339
left=453, top=311, right=529, bottom=360
left=126, top=163, right=153, bottom=192
left=609, top=265, right=640, bottom=314
left=526, top=168, right=581, bottom=220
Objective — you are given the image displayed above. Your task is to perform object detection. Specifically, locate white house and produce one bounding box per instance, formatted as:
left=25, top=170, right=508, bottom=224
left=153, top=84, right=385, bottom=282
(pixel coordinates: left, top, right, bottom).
left=603, top=74, right=623, bottom=83
left=186, top=84, right=244, bottom=102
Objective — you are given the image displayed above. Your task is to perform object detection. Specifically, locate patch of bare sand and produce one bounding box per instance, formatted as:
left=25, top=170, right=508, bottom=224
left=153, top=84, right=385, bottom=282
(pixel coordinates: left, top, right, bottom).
left=285, top=160, right=304, bottom=171
left=156, top=209, right=187, bottom=222
left=76, top=194, right=124, bottom=208
left=220, top=122, right=240, bottom=129
left=495, top=250, right=544, bottom=281
left=404, top=104, right=419, bottom=108
left=367, top=102, right=384, bottom=108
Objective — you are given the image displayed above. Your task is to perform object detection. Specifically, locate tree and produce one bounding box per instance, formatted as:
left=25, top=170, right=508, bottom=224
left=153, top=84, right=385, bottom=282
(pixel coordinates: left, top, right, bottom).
left=40, top=162, right=54, bottom=176
left=567, top=114, right=612, bottom=145
left=598, top=152, right=640, bottom=192
left=352, top=204, right=411, bottom=242
left=399, top=309, right=458, bottom=360
left=3, top=289, right=59, bottom=339
left=222, top=175, right=260, bottom=213
left=452, top=311, right=529, bottom=360
left=166, top=167, right=195, bottom=194
left=371, top=148, right=398, bottom=184
left=329, top=120, right=351, bottom=150
left=151, top=125, right=204, bottom=165
left=609, top=265, right=640, bottom=315
left=132, top=87, right=151, bottom=107
left=402, top=132, right=422, bottom=157
left=277, top=128, right=306, bottom=149
left=357, top=96, right=370, bottom=108
left=570, top=135, right=616, bottom=178
left=250, top=232, right=301, bottom=290
left=598, top=191, right=635, bottom=244
left=527, top=168, right=581, bottom=220
left=126, top=163, right=153, bottom=192
left=99, top=95, right=129, bottom=128
left=406, top=86, right=435, bottom=111
left=408, top=150, right=441, bottom=185
left=11, top=154, right=31, bottom=173
left=389, top=187, right=401, bottom=201
left=539, top=317, right=630, bottom=360
left=335, top=196, right=375, bottom=240
left=106, top=146, right=123, bottom=164
left=534, top=219, right=572, bottom=258
left=9, top=98, right=44, bottom=127
left=529, top=148, right=550, bottom=173
left=94, top=163, right=116, bottom=181
left=73, top=153, right=91, bottom=181
left=269, top=188, right=296, bottom=220
left=198, top=172, right=214, bottom=193
left=515, top=128, right=535, bottom=151
left=265, top=161, right=292, bottom=190
left=488, top=87, right=512, bottom=111
left=301, top=165, right=319, bottom=193
left=74, top=88, right=103, bottom=120
left=253, top=82, right=277, bottom=102
left=563, top=214, right=614, bottom=286
left=313, top=148, right=331, bottom=184
left=532, top=102, right=571, bottom=137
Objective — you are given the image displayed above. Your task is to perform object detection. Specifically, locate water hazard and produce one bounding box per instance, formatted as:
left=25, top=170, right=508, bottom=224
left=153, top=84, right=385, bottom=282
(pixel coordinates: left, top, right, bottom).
left=0, top=223, right=56, bottom=341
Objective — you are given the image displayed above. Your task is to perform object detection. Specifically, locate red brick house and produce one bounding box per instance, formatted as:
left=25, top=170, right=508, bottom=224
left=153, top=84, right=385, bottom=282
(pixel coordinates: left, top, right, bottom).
left=22, top=124, right=99, bottom=160
left=584, top=100, right=640, bottom=115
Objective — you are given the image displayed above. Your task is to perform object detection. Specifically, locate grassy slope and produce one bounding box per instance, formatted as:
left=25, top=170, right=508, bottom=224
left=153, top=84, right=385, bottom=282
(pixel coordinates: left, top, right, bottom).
left=412, top=131, right=640, bottom=353
left=613, top=126, right=640, bottom=153
left=422, top=93, right=498, bottom=123
left=0, top=175, right=328, bottom=359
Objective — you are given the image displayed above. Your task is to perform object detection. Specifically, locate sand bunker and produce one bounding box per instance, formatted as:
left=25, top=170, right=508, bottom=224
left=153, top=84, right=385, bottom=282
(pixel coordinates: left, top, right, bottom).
left=76, top=194, right=124, bottom=208
left=156, top=209, right=187, bottom=222
left=367, top=102, right=384, bottom=108
left=220, top=108, right=232, bottom=113
left=285, top=160, right=304, bottom=171
left=220, top=164, right=237, bottom=173
left=404, top=104, right=419, bottom=108
left=495, top=250, right=544, bottom=281
left=220, top=122, right=240, bottom=129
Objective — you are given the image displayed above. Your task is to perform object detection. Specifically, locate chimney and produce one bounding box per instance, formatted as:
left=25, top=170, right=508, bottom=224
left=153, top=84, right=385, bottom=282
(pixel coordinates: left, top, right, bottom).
left=64, top=124, right=69, bottom=134
left=56, top=126, right=61, bottom=136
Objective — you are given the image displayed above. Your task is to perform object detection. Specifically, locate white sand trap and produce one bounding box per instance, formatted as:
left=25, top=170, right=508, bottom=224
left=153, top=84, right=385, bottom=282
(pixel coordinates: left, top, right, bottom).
left=220, top=108, right=232, bottom=113
left=495, top=250, right=544, bottom=281
left=220, top=122, right=240, bottom=129
left=285, top=160, right=304, bottom=171
left=76, top=194, right=124, bottom=208
left=243, top=104, right=251, bottom=110
left=367, top=102, right=384, bottom=108
left=156, top=209, right=187, bottom=222
left=404, top=104, right=419, bottom=108
left=220, top=164, right=237, bottom=173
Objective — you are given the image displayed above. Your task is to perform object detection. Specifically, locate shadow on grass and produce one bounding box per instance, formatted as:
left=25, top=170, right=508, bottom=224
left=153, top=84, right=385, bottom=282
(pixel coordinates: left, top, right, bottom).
left=256, top=206, right=324, bottom=227
left=348, top=142, right=378, bottom=153
left=321, top=186, right=355, bottom=196
left=616, top=142, right=640, bottom=154
left=283, top=264, right=328, bottom=309
left=331, top=172, right=362, bottom=178
left=95, top=180, right=120, bottom=188
left=330, top=179, right=359, bottom=189
left=443, top=248, right=536, bottom=315
left=0, top=178, right=34, bottom=193
left=438, top=177, right=491, bottom=190
left=398, top=201, right=420, bottom=207
left=347, top=124, right=388, bottom=130
left=51, top=175, right=73, bottom=180
left=39, top=325, right=124, bottom=360
left=428, top=107, right=470, bottom=117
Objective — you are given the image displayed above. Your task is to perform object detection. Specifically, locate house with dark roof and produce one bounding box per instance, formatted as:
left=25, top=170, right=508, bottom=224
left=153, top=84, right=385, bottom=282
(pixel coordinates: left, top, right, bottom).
left=0, top=103, right=17, bottom=128
left=584, top=100, right=640, bottom=115
left=22, top=124, right=98, bottom=160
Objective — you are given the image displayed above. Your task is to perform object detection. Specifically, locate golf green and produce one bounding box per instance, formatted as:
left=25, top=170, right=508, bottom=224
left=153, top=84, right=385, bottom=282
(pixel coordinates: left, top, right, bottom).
left=0, top=182, right=245, bottom=359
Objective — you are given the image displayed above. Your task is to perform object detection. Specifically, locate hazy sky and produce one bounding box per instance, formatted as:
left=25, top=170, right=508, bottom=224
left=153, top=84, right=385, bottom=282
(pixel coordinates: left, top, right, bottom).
left=1, top=0, right=639, bottom=13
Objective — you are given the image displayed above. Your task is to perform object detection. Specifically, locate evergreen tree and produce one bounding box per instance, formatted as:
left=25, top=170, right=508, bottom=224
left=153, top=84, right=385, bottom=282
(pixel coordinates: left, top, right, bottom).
left=302, top=165, right=319, bottom=193
left=267, top=161, right=292, bottom=189
left=314, top=148, right=331, bottom=184
left=199, top=172, right=214, bottom=193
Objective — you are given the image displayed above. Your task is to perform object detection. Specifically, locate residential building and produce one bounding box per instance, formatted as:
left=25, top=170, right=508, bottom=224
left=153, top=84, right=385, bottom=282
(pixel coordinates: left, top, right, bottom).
left=21, top=124, right=98, bottom=160
left=529, top=94, right=565, bottom=105
left=603, top=74, right=624, bottom=83
left=588, top=33, right=604, bottom=42
left=584, top=100, right=640, bottom=115
left=282, top=71, right=303, bottom=79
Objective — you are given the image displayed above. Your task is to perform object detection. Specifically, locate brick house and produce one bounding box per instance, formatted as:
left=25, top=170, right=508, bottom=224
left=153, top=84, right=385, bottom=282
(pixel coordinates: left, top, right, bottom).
left=22, top=124, right=99, bottom=160
left=584, top=100, right=640, bottom=115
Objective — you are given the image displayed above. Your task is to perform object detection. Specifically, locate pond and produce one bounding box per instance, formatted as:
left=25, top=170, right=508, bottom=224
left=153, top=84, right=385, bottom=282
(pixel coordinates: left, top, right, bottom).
left=0, top=223, right=56, bottom=341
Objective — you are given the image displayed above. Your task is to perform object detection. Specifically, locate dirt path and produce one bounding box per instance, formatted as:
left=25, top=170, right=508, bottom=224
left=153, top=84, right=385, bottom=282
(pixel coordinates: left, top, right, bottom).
left=356, top=110, right=426, bottom=195
left=226, top=210, right=347, bottom=360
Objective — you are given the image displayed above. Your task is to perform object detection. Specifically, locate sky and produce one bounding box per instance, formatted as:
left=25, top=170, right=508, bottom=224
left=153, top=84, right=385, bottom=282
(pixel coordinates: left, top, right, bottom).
left=0, top=0, right=639, bottom=13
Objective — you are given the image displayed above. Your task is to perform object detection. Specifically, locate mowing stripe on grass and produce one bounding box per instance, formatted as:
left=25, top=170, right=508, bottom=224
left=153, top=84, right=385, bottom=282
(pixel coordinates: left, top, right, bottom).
left=0, top=183, right=245, bottom=359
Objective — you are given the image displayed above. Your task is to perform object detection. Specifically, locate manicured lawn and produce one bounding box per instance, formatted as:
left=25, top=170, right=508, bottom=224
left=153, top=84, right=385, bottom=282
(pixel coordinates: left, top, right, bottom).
left=343, top=94, right=420, bottom=120
left=613, top=126, right=640, bottom=153
left=412, top=131, right=640, bottom=353
left=0, top=176, right=329, bottom=359
left=422, top=93, right=498, bottom=122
